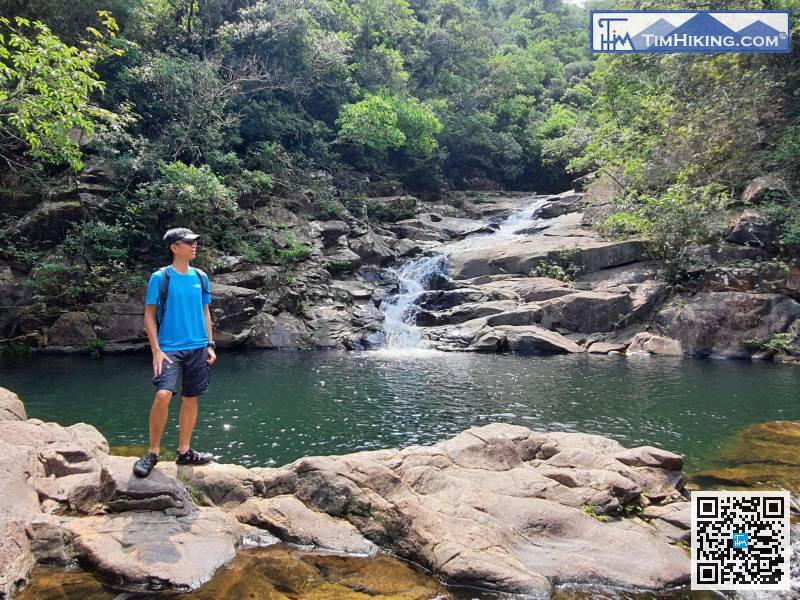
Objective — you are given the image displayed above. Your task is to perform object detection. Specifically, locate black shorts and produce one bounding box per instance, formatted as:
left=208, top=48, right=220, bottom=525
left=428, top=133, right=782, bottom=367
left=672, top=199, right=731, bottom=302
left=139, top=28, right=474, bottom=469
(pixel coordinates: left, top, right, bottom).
left=152, top=346, right=211, bottom=397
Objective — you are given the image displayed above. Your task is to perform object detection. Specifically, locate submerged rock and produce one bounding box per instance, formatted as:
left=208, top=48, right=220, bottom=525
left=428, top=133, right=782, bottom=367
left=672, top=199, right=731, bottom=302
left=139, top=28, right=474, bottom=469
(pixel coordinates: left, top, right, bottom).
left=690, top=421, right=800, bottom=492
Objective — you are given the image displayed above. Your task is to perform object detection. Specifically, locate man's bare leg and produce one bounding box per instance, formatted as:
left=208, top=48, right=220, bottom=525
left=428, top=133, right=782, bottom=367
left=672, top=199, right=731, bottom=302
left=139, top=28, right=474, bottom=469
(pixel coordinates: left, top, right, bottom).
left=177, top=395, right=198, bottom=454
left=148, top=390, right=173, bottom=454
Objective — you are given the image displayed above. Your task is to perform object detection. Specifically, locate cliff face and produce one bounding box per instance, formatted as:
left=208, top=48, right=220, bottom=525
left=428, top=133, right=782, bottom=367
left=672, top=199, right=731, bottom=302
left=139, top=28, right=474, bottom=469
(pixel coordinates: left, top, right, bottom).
left=0, top=386, right=691, bottom=597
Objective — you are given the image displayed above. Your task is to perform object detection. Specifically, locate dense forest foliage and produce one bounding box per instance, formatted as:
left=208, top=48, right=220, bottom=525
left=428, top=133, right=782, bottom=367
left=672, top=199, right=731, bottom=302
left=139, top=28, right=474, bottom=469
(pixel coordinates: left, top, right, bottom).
left=0, top=0, right=798, bottom=304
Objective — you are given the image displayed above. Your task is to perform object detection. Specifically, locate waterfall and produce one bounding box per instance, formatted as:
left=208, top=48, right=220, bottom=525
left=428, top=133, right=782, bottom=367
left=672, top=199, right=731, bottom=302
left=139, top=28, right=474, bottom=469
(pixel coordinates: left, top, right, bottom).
left=377, top=197, right=549, bottom=350
left=378, top=254, right=448, bottom=349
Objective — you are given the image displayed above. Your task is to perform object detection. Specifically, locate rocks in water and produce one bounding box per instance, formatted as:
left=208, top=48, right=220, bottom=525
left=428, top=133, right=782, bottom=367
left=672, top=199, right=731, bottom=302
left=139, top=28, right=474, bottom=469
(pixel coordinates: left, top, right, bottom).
left=1, top=391, right=693, bottom=596
left=46, top=312, right=97, bottom=347
left=471, top=325, right=583, bottom=354
left=626, top=332, right=683, bottom=356
left=655, top=291, right=800, bottom=359
left=251, top=312, right=312, bottom=349
left=233, top=496, right=377, bottom=555
left=63, top=508, right=242, bottom=593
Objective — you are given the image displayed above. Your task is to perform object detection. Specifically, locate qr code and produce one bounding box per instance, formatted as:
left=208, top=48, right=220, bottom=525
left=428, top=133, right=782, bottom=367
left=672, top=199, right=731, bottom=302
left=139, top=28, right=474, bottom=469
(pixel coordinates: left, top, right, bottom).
left=692, top=490, right=790, bottom=590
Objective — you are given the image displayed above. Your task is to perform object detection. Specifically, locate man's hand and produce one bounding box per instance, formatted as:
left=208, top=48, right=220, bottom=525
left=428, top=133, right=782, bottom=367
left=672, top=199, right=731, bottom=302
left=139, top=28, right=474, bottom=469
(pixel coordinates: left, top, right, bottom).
left=207, top=346, right=217, bottom=366
left=153, top=350, right=173, bottom=377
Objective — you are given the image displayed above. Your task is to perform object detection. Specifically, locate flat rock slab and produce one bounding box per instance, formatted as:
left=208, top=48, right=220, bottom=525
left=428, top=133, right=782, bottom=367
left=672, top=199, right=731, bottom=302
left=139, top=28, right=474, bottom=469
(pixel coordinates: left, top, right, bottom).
left=64, top=508, right=242, bottom=593
left=447, top=213, right=647, bottom=279
left=262, top=423, right=690, bottom=595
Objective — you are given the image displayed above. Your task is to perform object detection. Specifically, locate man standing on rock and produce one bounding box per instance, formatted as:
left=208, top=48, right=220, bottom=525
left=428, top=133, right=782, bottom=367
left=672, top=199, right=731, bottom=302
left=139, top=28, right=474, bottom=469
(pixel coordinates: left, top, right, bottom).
left=133, top=227, right=218, bottom=477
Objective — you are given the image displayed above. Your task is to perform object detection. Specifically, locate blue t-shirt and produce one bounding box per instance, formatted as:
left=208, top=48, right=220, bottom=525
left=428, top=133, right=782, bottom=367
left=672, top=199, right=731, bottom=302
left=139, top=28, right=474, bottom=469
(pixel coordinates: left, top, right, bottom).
left=145, top=266, right=212, bottom=352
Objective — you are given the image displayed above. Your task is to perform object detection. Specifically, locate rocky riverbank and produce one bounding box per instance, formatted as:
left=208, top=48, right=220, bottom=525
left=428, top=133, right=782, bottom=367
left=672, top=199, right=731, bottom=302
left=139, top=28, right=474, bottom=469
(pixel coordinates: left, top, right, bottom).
left=3, top=177, right=799, bottom=361
left=0, top=385, right=692, bottom=598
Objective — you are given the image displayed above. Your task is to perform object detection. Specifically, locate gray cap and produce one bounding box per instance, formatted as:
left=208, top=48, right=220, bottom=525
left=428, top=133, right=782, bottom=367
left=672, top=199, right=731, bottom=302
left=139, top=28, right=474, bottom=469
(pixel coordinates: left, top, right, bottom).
left=163, top=227, right=200, bottom=247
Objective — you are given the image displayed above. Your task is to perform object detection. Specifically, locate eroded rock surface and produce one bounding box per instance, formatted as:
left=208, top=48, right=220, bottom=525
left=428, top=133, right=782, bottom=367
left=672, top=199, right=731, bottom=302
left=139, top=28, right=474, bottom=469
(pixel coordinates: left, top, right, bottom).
left=0, top=388, right=692, bottom=597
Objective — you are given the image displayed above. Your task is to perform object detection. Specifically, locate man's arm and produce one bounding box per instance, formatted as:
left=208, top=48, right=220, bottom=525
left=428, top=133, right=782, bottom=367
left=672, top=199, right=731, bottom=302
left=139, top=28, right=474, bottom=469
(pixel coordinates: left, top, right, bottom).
left=144, top=305, right=172, bottom=377
left=204, top=304, right=217, bottom=365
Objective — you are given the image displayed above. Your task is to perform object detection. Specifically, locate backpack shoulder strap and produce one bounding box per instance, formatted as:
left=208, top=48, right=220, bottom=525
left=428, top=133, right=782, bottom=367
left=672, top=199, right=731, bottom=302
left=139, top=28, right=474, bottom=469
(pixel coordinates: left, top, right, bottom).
left=158, top=266, right=170, bottom=300
left=156, top=266, right=170, bottom=328
left=194, top=267, right=210, bottom=295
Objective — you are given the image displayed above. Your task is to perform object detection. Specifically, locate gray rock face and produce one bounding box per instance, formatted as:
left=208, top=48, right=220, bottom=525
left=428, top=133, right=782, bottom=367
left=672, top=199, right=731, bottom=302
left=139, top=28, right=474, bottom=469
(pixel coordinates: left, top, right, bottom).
left=740, top=174, right=788, bottom=204
left=541, top=291, right=631, bottom=333
left=0, top=387, right=26, bottom=421
left=656, top=292, right=800, bottom=358
left=47, top=312, right=97, bottom=347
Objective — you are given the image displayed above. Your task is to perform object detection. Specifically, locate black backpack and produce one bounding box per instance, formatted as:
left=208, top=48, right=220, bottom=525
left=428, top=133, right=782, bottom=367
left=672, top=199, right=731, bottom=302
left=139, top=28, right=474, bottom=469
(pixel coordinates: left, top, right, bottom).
left=155, top=266, right=210, bottom=330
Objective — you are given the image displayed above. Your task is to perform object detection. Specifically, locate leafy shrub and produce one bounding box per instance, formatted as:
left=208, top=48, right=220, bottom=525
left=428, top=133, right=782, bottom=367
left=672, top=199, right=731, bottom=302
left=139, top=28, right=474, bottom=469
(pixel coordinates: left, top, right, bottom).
left=276, top=231, right=310, bottom=266
left=135, top=161, right=239, bottom=238
left=366, top=196, right=417, bottom=222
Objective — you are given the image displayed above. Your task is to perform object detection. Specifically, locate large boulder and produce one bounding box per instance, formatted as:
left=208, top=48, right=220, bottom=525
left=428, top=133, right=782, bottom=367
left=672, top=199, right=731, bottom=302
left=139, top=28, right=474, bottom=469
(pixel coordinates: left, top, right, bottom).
left=251, top=312, right=311, bottom=349
left=209, top=283, right=267, bottom=345
left=740, top=174, right=788, bottom=204
left=656, top=292, right=800, bottom=358
left=540, top=290, right=632, bottom=333
left=349, top=227, right=397, bottom=266
left=470, top=325, right=584, bottom=354
left=626, top=333, right=683, bottom=356
left=0, top=387, right=26, bottom=421
left=536, top=191, right=584, bottom=219
left=726, top=209, right=778, bottom=254
left=68, top=456, right=197, bottom=516
left=47, top=312, right=97, bottom=347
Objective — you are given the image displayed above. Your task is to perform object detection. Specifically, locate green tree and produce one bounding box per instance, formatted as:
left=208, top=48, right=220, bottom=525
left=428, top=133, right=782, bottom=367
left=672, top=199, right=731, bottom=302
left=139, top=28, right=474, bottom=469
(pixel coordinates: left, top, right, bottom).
left=0, top=13, right=125, bottom=171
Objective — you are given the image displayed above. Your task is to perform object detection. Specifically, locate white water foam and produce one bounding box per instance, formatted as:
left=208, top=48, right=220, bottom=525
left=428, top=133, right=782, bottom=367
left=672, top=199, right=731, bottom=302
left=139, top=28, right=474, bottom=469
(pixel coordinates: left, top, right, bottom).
left=377, top=197, right=549, bottom=350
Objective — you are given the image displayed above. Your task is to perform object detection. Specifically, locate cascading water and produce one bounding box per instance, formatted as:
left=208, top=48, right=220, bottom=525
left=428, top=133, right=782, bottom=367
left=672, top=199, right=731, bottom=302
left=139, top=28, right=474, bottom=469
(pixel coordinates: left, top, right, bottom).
left=378, top=254, right=448, bottom=349
left=377, top=197, right=549, bottom=350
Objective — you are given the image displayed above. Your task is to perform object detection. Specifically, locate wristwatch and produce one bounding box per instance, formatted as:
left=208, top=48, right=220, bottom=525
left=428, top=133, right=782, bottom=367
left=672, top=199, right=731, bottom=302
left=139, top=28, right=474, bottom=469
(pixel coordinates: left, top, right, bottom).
left=207, top=341, right=217, bottom=349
